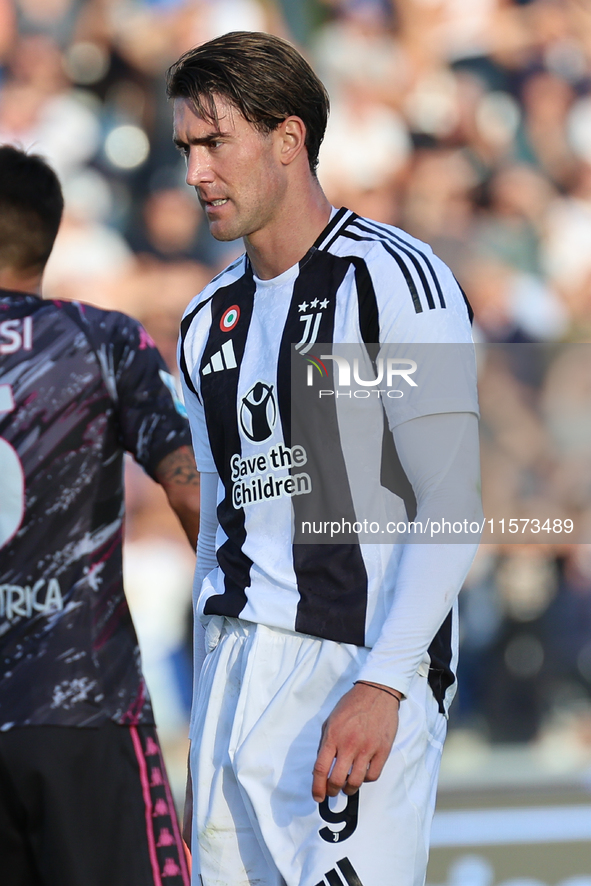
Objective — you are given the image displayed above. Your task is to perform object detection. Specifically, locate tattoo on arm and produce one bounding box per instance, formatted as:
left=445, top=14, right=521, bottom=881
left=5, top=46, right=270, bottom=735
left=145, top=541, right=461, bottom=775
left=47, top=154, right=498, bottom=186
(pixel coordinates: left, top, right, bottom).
left=156, top=446, right=200, bottom=488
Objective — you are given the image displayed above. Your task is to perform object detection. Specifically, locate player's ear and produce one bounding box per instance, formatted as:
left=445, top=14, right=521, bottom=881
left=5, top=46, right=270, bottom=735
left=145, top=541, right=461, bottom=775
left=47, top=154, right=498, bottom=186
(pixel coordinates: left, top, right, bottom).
left=276, top=116, right=307, bottom=167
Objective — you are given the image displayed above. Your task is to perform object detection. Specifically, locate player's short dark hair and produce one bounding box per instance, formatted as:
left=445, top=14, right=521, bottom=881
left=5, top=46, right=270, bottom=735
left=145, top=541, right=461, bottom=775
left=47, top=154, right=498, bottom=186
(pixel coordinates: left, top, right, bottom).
left=0, top=144, right=64, bottom=275
left=166, top=31, right=330, bottom=175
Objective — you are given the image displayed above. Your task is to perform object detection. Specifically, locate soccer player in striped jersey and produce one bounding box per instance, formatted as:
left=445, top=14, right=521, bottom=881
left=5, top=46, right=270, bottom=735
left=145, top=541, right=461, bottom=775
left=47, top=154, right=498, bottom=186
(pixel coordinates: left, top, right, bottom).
left=169, top=32, right=482, bottom=886
left=0, top=145, right=197, bottom=886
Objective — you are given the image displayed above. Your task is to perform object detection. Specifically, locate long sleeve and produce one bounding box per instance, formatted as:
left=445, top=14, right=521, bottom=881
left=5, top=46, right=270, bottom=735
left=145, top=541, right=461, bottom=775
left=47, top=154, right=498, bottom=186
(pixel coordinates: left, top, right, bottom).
left=189, top=470, right=219, bottom=730
left=357, top=410, right=482, bottom=696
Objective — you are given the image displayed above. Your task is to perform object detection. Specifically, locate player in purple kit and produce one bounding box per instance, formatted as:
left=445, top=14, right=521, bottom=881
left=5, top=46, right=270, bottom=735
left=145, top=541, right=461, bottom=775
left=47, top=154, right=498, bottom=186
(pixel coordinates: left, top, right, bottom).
left=0, top=144, right=197, bottom=886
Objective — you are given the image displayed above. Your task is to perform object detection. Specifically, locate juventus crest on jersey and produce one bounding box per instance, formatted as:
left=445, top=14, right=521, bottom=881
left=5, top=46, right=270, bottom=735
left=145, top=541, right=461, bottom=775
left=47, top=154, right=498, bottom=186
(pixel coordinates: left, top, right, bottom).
left=180, top=208, right=478, bottom=712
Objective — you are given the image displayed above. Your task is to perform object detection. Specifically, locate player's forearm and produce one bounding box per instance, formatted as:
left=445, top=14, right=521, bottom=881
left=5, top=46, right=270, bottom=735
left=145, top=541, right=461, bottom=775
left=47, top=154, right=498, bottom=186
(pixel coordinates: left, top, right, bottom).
left=155, top=445, right=201, bottom=549
left=194, top=471, right=219, bottom=586
left=357, top=412, right=482, bottom=695
left=187, top=471, right=218, bottom=733
left=357, top=542, right=478, bottom=695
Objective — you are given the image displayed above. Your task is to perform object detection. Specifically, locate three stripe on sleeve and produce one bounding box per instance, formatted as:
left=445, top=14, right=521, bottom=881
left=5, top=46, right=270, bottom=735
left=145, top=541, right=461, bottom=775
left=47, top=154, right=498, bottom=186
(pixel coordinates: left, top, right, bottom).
left=341, top=217, right=446, bottom=314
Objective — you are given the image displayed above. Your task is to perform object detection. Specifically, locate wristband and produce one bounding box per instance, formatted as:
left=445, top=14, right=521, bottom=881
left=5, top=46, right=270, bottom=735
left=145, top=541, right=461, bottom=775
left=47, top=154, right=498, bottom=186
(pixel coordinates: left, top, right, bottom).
left=354, top=680, right=402, bottom=702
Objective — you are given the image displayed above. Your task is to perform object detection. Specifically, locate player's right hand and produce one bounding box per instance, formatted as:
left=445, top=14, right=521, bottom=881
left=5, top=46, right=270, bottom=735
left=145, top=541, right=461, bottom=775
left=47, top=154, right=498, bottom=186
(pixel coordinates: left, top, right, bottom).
left=311, top=681, right=401, bottom=802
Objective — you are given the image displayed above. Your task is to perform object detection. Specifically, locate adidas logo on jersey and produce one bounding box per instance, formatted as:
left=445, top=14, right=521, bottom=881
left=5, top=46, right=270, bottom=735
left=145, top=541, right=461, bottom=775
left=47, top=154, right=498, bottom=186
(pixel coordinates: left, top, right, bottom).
left=202, top=340, right=237, bottom=375
left=314, top=857, right=364, bottom=886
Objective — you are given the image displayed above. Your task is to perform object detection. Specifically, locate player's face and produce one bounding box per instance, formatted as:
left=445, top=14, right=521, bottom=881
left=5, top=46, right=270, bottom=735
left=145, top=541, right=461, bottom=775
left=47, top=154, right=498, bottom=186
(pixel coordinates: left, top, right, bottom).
left=173, top=96, right=286, bottom=243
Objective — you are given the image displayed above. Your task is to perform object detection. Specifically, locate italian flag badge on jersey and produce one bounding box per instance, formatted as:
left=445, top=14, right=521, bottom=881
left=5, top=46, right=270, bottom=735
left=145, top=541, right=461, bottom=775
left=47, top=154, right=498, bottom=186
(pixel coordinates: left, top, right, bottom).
left=220, top=305, right=240, bottom=332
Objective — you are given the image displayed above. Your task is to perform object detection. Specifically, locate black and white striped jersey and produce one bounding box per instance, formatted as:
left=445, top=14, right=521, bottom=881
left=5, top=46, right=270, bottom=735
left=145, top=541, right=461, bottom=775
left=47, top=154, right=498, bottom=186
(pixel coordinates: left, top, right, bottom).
left=179, top=208, right=478, bottom=709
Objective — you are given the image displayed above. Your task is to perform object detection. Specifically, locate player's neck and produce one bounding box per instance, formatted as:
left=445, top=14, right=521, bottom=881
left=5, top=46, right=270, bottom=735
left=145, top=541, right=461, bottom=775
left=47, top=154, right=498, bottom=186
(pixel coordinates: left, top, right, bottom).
left=0, top=267, right=43, bottom=295
left=245, top=179, right=332, bottom=281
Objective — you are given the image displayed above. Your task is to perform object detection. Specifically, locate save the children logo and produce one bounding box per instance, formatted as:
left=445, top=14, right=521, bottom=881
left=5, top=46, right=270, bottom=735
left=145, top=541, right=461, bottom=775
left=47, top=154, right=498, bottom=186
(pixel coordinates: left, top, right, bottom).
left=230, top=443, right=311, bottom=508
left=239, top=381, right=277, bottom=443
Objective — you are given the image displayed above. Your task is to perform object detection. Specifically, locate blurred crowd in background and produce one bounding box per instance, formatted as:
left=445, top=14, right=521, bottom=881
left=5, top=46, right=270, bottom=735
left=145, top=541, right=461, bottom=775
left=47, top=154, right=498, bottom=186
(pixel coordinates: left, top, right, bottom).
left=3, top=0, right=591, bottom=776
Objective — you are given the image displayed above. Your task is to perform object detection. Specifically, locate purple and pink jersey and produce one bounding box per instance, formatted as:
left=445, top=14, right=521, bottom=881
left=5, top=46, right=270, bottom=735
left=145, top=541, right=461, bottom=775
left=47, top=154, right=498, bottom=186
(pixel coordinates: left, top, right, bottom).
left=0, top=289, right=192, bottom=729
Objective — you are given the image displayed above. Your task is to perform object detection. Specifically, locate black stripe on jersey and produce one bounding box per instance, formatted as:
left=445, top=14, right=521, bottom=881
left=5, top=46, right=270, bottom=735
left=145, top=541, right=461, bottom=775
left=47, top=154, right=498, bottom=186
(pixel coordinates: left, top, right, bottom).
left=277, top=249, right=368, bottom=646
left=342, top=230, right=423, bottom=314
left=349, top=256, right=380, bottom=344
left=325, top=870, right=343, bottom=886
left=427, top=609, right=455, bottom=714
left=351, top=219, right=436, bottom=310
left=344, top=256, right=417, bottom=519
left=379, top=414, right=417, bottom=521
left=313, top=207, right=352, bottom=251
left=356, top=217, right=447, bottom=309
left=454, top=275, right=474, bottom=324
left=199, top=272, right=256, bottom=618
left=179, top=298, right=213, bottom=398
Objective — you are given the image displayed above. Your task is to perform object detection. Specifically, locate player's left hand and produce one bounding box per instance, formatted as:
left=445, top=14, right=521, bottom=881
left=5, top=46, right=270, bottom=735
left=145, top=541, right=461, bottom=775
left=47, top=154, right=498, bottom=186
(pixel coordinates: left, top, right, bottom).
left=311, top=682, right=402, bottom=803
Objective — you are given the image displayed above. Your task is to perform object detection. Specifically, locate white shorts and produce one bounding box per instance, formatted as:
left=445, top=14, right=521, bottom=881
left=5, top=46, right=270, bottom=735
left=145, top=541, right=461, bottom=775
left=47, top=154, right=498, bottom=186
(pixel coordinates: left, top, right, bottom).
left=190, top=618, right=447, bottom=886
